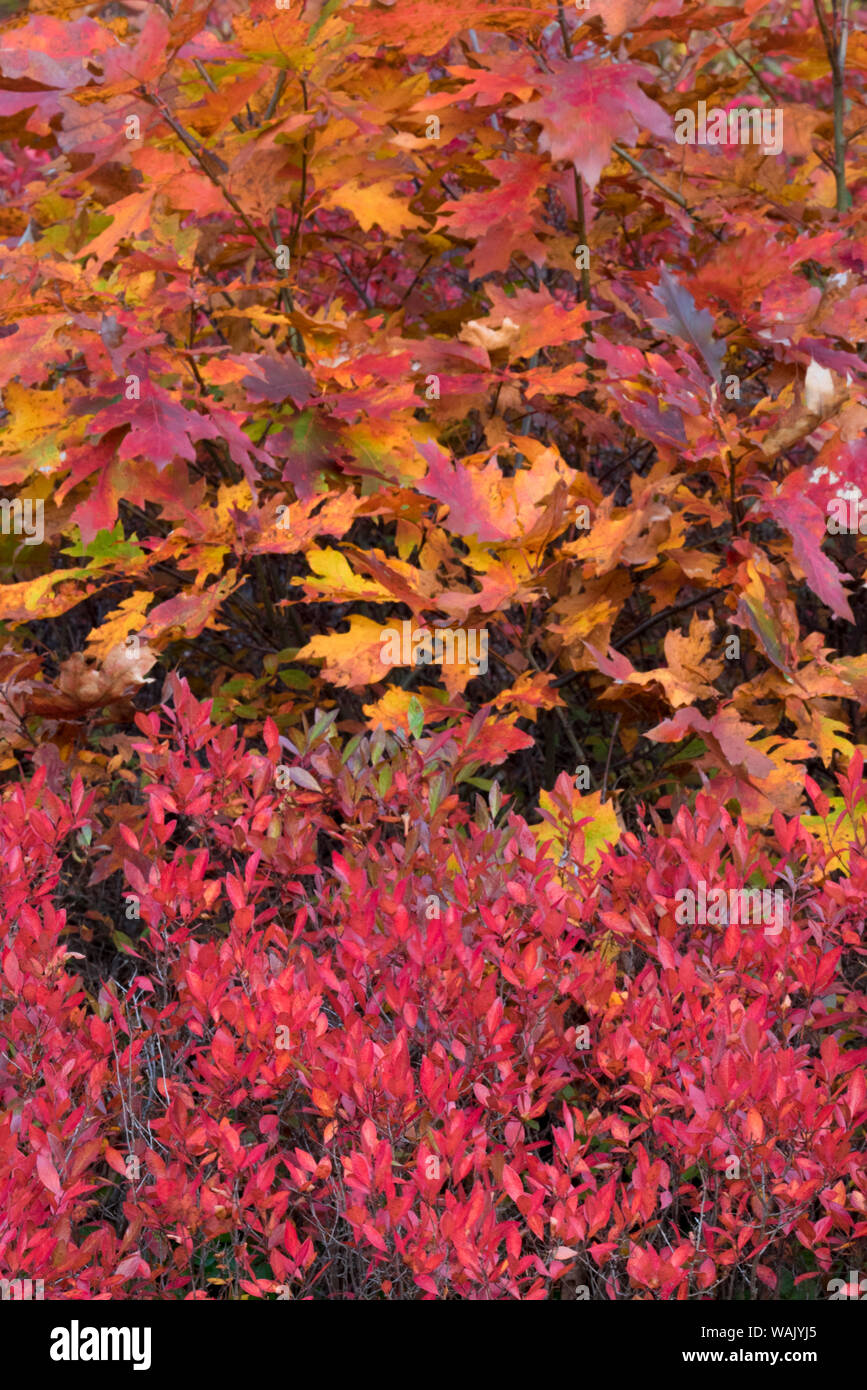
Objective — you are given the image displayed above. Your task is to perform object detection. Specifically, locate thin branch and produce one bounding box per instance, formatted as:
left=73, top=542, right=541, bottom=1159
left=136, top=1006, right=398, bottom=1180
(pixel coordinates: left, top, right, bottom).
left=713, top=28, right=781, bottom=105
left=602, top=713, right=621, bottom=804
left=612, top=144, right=724, bottom=242
left=291, top=78, right=311, bottom=262
left=613, top=588, right=724, bottom=651
left=264, top=70, right=288, bottom=125
left=139, top=85, right=308, bottom=362
left=139, top=89, right=268, bottom=258
left=813, top=0, right=851, bottom=210
left=556, top=2, right=592, bottom=312
left=311, top=213, right=373, bottom=308
left=398, top=254, right=433, bottom=307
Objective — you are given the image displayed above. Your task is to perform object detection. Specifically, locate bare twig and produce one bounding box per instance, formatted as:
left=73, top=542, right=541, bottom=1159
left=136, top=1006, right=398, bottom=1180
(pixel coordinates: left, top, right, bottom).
left=612, top=145, right=724, bottom=242
left=556, top=3, right=593, bottom=312
left=139, top=86, right=308, bottom=362
left=713, top=28, right=782, bottom=105
left=613, top=588, right=724, bottom=650
left=813, top=0, right=851, bottom=210
left=264, top=70, right=288, bottom=124
left=602, top=713, right=621, bottom=803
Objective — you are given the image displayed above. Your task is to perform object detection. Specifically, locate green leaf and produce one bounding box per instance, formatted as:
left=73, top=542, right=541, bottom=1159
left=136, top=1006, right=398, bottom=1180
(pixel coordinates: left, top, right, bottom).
left=407, top=695, right=424, bottom=739
left=63, top=522, right=144, bottom=566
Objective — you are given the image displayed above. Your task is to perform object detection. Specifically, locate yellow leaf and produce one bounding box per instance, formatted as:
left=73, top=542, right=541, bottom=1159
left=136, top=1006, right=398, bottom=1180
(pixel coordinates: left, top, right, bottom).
left=362, top=684, right=448, bottom=733
left=295, top=547, right=394, bottom=602
left=296, top=615, right=392, bottom=688
left=534, top=775, right=621, bottom=873
left=319, top=178, right=424, bottom=235
left=85, top=591, right=152, bottom=661
left=81, top=189, right=157, bottom=271
left=801, top=796, right=867, bottom=875
left=1, top=380, right=75, bottom=473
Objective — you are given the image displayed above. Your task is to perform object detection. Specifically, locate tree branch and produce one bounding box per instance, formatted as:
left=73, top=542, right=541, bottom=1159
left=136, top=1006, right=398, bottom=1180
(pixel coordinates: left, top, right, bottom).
left=813, top=0, right=851, bottom=210
left=139, top=85, right=308, bottom=363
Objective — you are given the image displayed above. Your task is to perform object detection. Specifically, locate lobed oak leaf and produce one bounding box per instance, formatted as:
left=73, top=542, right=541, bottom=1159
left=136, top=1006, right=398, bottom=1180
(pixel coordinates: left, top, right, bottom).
left=509, top=56, right=671, bottom=191
left=648, top=267, right=725, bottom=384
left=599, top=0, right=684, bottom=38
left=296, top=615, right=395, bottom=688
left=535, top=776, right=622, bottom=873
left=647, top=705, right=776, bottom=780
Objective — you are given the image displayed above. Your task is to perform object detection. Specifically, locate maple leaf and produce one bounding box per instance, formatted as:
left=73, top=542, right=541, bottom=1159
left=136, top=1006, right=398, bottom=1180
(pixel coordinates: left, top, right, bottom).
left=598, top=0, right=684, bottom=38
left=319, top=179, right=424, bottom=235
left=85, top=592, right=153, bottom=662
left=438, top=154, right=548, bottom=276
left=90, top=391, right=219, bottom=472
left=417, top=440, right=566, bottom=543
left=292, top=546, right=396, bottom=603
left=509, top=56, right=671, bottom=190
left=296, top=615, right=394, bottom=688
left=79, top=189, right=158, bottom=272
left=648, top=267, right=725, bottom=384
left=477, top=284, right=597, bottom=358
left=439, top=54, right=540, bottom=106
left=0, top=315, right=67, bottom=388
left=597, top=615, right=723, bottom=711
left=99, top=8, right=170, bottom=86
left=346, top=0, right=529, bottom=54
left=362, top=684, right=459, bottom=734
left=534, top=776, right=622, bottom=873
left=142, top=575, right=240, bottom=646
left=240, top=355, right=316, bottom=409
left=492, top=670, right=566, bottom=720
left=647, top=706, right=776, bottom=781
left=254, top=492, right=359, bottom=555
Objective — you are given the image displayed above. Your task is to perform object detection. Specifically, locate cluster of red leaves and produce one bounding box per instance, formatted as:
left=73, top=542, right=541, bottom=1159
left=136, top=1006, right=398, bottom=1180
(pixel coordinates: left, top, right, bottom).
left=1, top=677, right=865, bottom=1299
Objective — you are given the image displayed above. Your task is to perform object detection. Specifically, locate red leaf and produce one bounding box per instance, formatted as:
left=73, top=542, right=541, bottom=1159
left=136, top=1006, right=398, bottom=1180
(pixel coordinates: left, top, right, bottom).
left=36, top=1150, right=62, bottom=1198
left=510, top=57, right=671, bottom=190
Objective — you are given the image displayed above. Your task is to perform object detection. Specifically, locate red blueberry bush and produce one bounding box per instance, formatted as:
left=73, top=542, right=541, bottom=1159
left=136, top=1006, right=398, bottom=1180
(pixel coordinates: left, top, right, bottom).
left=1, top=677, right=865, bottom=1299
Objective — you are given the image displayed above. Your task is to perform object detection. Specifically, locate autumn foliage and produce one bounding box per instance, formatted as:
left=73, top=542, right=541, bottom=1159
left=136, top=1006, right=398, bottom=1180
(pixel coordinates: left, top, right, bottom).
left=0, top=0, right=865, bottom=1299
